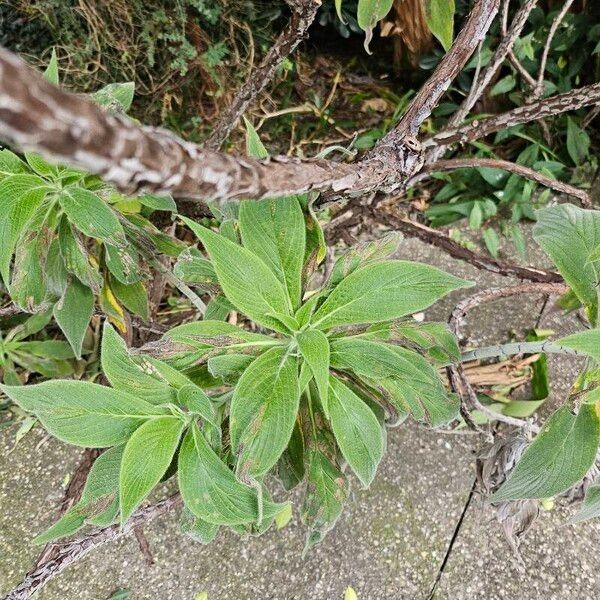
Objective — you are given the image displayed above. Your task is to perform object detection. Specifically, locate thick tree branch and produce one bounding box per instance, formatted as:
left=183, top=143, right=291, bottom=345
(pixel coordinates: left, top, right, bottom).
left=4, top=495, right=182, bottom=600
left=422, top=157, right=592, bottom=206
left=0, top=47, right=418, bottom=202
left=204, top=0, right=320, bottom=150
left=376, top=208, right=563, bottom=283
left=426, top=81, right=600, bottom=149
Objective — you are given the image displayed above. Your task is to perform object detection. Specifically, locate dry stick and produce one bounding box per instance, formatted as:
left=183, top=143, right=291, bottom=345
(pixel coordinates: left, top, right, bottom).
left=4, top=495, right=182, bottom=600
left=426, top=81, right=600, bottom=149
left=446, top=282, right=567, bottom=430
left=372, top=0, right=501, bottom=147
left=422, top=157, right=592, bottom=206
left=204, top=0, right=321, bottom=150
left=376, top=208, right=563, bottom=283
left=426, top=0, right=538, bottom=163
left=533, top=0, right=575, bottom=99
left=451, top=0, right=538, bottom=129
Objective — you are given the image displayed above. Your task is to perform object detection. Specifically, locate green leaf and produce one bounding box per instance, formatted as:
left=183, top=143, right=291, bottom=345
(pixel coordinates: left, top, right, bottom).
left=239, top=196, right=306, bottom=309
left=137, top=193, right=177, bottom=212
left=101, top=322, right=175, bottom=405
left=19, top=340, right=74, bottom=360
left=181, top=218, right=291, bottom=332
left=492, top=404, right=600, bottom=501
left=180, top=507, right=219, bottom=544
left=161, top=320, right=273, bottom=369
left=173, top=247, right=219, bottom=292
left=34, top=445, right=123, bottom=544
left=120, top=416, right=185, bottom=523
left=230, top=347, right=299, bottom=478
left=490, top=74, right=516, bottom=97
left=297, top=328, right=330, bottom=413
left=207, top=353, right=255, bottom=384
left=469, top=202, right=483, bottom=229
left=104, top=243, right=140, bottom=284
left=10, top=227, right=50, bottom=312
left=0, top=174, right=50, bottom=284
left=111, top=279, right=149, bottom=321
left=425, top=0, right=455, bottom=51
left=357, top=0, right=394, bottom=33
left=363, top=321, right=460, bottom=364
left=60, top=187, right=125, bottom=243
left=330, top=338, right=458, bottom=426
left=178, top=424, right=284, bottom=525
left=533, top=204, right=600, bottom=317
left=58, top=217, right=103, bottom=293
left=329, top=232, right=402, bottom=288
left=277, top=419, right=305, bottom=491
left=53, top=278, right=94, bottom=358
left=0, top=380, right=166, bottom=447
left=43, top=48, right=59, bottom=85
left=312, top=260, right=471, bottom=330
left=557, top=330, right=600, bottom=362
left=482, top=228, right=500, bottom=258
left=328, top=376, right=384, bottom=487
left=571, top=484, right=600, bottom=523
left=177, top=384, right=218, bottom=427
left=566, top=117, right=590, bottom=166
left=91, top=82, right=135, bottom=111
left=243, top=117, right=268, bottom=159
left=302, top=448, right=348, bottom=549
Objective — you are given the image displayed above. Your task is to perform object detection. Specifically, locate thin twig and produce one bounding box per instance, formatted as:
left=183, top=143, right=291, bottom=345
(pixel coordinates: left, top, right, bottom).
left=533, top=0, right=575, bottom=99
left=427, top=81, right=600, bottom=149
left=373, top=0, right=501, bottom=145
left=375, top=207, right=563, bottom=284
left=204, top=0, right=320, bottom=150
left=460, top=340, right=584, bottom=362
left=422, top=157, right=591, bottom=206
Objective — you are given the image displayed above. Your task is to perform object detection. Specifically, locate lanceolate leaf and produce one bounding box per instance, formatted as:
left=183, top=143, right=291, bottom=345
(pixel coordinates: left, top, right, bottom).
left=59, top=187, right=125, bottom=243
left=312, top=260, right=472, bottom=330
left=177, top=384, right=218, bottom=427
left=302, top=449, right=349, bottom=550
left=493, top=404, right=600, bottom=502
left=533, top=204, right=600, bottom=316
left=230, top=347, right=299, bottom=478
left=58, top=217, right=103, bottom=293
left=178, top=424, right=285, bottom=525
left=181, top=217, right=291, bottom=332
left=101, top=323, right=175, bottom=405
left=330, top=338, right=459, bottom=426
left=239, top=196, right=306, bottom=310
left=0, top=380, right=166, bottom=447
left=110, top=278, right=149, bottom=321
left=297, top=328, right=330, bottom=414
left=328, top=376, right=384, bottom=487
left=34, top=445, right=124, bottom=544
left=120, top=416, right=185, bottom=523
left=329, top=232, right=403, bottom=288
left=53, top=277, right=94, bottom=359
left=0, top=174, right=50, bottom=284
left=557, top=329, right=600, bottom=363
left=426, top=0, right=456, bottom=51
left=243, top=117, right=269, bottom=159
left=571, top=484, right=600, bottom=523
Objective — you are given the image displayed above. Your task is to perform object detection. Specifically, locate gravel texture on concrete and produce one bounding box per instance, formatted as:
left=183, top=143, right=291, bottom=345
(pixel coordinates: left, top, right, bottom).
left=1, top=227, right=599, bottom=599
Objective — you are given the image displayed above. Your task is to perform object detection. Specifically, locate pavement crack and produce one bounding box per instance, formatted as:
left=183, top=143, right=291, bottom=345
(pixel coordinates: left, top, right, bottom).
left=426, top=478, right=477, bottom=600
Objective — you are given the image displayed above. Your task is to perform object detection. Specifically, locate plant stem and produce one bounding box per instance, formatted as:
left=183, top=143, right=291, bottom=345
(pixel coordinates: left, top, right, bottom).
left=460, top=341, right=584, bottom=363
